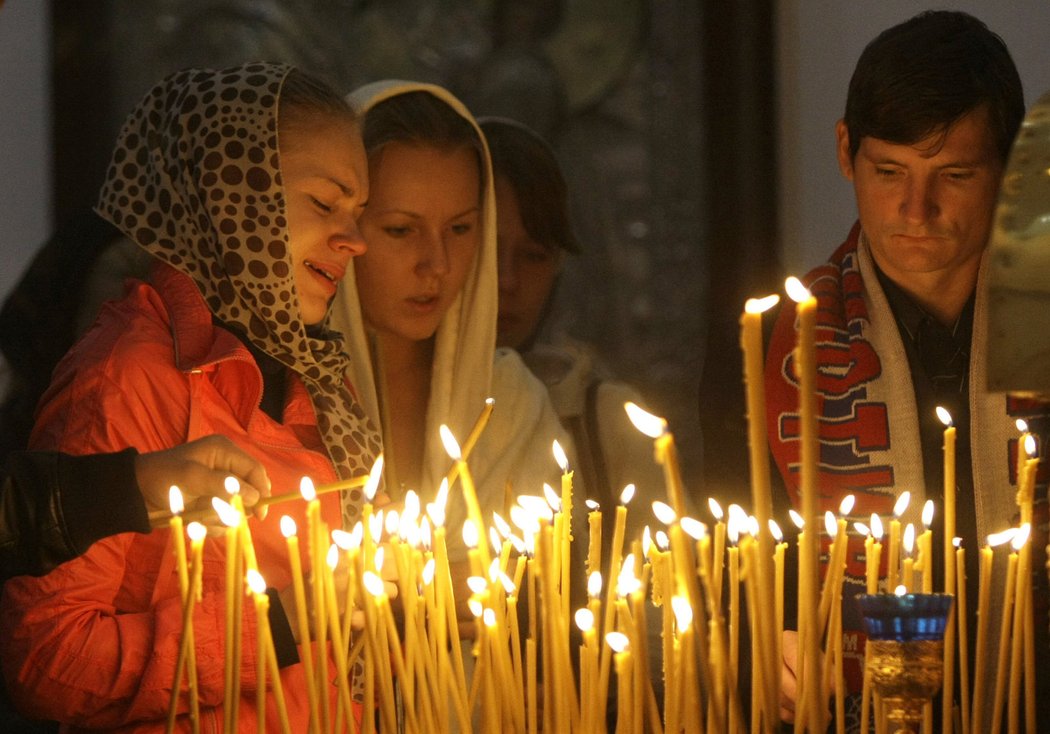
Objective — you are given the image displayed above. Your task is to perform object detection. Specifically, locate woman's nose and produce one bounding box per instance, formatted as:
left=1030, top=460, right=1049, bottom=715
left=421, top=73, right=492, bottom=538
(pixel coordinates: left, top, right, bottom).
left=329, top=219, right=367, bottom=257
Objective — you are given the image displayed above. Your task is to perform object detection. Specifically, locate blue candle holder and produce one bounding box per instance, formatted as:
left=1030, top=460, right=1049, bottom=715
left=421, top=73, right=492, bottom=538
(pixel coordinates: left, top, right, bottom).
left=856, top=593, right=954, bottom=733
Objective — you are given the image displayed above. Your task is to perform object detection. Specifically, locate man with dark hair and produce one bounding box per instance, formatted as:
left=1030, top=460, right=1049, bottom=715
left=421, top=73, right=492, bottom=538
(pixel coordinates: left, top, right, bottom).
left=761, top=10, right=1045, bottom=731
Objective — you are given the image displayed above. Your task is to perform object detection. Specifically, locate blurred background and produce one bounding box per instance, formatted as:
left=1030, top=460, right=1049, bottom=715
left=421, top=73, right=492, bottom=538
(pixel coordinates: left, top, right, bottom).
left=2, top=0, right=1050, bottom=493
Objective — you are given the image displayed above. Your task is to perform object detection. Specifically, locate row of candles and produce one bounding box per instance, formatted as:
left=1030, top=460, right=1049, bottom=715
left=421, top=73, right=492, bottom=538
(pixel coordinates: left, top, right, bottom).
left=154, top=277, right=1042, bottom=733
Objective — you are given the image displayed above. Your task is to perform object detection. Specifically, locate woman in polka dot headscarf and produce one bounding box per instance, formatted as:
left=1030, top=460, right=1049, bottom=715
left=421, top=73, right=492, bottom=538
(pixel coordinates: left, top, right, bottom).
left=1, top=63, right=381, bottom=731
left=329, top=82, right=569, bottom=569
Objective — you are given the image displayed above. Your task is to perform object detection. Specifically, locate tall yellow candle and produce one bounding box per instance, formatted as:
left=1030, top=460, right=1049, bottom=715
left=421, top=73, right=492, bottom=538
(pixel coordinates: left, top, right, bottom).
left=1008, top=524, right=1032, bottom=734
left=742, top=293, right=781, bottom=720
left=936, top=407, right=958, bottom=734
left=167, top=520, right=206, bottom=734
left=887, top=491, right=909, bottom=592
left=165, top=487, right=198, bottom=733
left=279, top=516, right=319, bottom=733
left=859, top=516, right=883, bottom=733
left=991, top=534, right=1020, bottom=732
left=972, top=538, right=998, bottom=732
left=586, top=499, right=602, bottom=577
left=553, top=439, right=573, bottom=626
left=440, top=424, right=492, bottom=569
left=299, top=477, right=330, bottom=734
left=901, top=523, right=916, bottom=593
left=956, top=539, right=970, bottom=734
left=246, top=570, right=291, bottom=734
left=212, top=496, right=242, bottom=732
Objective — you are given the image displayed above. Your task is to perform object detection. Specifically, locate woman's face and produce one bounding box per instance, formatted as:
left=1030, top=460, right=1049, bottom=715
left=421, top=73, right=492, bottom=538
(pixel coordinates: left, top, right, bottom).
left=356, top=141, right=481, bottom=343
left=494, top=175, right=561, bottom=350
left=282, top=117, right=369, bottom=326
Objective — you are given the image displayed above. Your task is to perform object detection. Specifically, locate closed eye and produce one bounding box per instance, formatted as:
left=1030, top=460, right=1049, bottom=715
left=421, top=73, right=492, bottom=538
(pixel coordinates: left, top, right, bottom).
left=310, top=196, right=333, bottom=213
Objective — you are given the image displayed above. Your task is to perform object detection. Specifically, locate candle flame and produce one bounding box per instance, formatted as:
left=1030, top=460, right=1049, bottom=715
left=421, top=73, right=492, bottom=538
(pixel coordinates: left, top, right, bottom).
left=421, top=518, right=432, bottom=550
left=499, top=571, right=515, bottom=595
left=1016, top=418, right=1028, bottom=433
left=824, top=511, right=837, bottom=538
left=463, top=520, right=482, bottom=548
left=350, top=522, right=363, bottom=547
left=224, top=476, right=240, bottom=496
left=853, top=522, right=869, bottom=536
left=492, top=512, right=512, bottom=538
left=624, top=401, right=666, bottom=438
left=605, top=631, right=629, bottom=653
left=871, top=513, right=884, bottom=540
left=326, top=543, right=338, bottom=570
left=652, top=501, right=677, bottom=525
left=575, top=608, right=595, bottom=633
left=168, top=486, right=184, bottom=515
left=585, top=499, right=600, bottom=511
left=543, top=483, right=562, bottom=512
left=953, top=536, right=962, bottom=548
left=707, top=497, right=724, bottom=521
left=280, top=515, right=297, bottom=538
left=921, top=499, right=934, bottom=528
left=642, top=526, right=653, bottom=557
left=987, top=528, right=1016, bottom=547
left=363, top=571, right=385, bottom=598
left=403, top=490, right=420, bottom=524
left=422, top=558, right=435, bottom=585
left=369, top=512, right=383, bottom=544
left=839, top=494, right=855, bottom=516
left=439, top=424, right=462, bottom=461
left=894, top=584, right=907, bottom=596
left=744, top=294, right=780, bottom=314
left=552, top=439, right=569, bottom=472
left=788, top=509, right=805, bottom=530
left=246, top=568, right=266, bottom=596
left=187, top=521, right=206, bottom=542
left=617, top=554, right=641, bottom=596
left=1012, top=523, right=1031, bottom=551
left=211, top=497, right=240, bottom=528
left=619, top=484, right=636, bottom=505
left=903, top=523, right=915, bottom=554
left=655, top=529, right=671, bottom=549
left=671, top=596, right=693, bottom=631
left=467, top=576, right=487, bottom=595
left=331, top=528, right=354, bottom=550
left=510, top=505, right=539, bottom=537
left=784, top=276, right=812, bottom=303
left=893, top=490, right=911, bottom=518
left=769, top=519, right=783, bottom=543
left=488, top=558, right=501, bottom=583
left=483, top=608, right=497, bottom=628
left=467, top=598, right=483, bottom=618
left=588, top=571, right=603, bottom=598
left=936, top=406, right=953, bottom=427
left=680, top=517, right=705, bottom=540
left=299, top=476, right=317, bottom=502
left=385, top=509, right=399, bottom=536
left=1024, top=434, right=1037, bottom=458
left=374, top=546, right=385, bottom=573
left=364, top=455, right=384, bottom=502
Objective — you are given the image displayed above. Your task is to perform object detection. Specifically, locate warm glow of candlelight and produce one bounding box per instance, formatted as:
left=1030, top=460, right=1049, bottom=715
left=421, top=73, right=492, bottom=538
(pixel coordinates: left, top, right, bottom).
left=652, top=501, right=676, bottom=525
left=769, top=519, right=783, bottom=543
left=784, top=276, right=811, bottom=302
left=492, top=512, right=512, bottom=538
left=642, top=527, right=653, bottom=557
left=617, top=554, right=641, bottom=596
left=211, top=497, right=239, bottom=527
left=576, top=608, right=595, bottom=633
left=385, top=509, right=399, bottom=536
left=894, top=585, right=907, bottom=596
left=585, top=499, right=599, bottom=511
left=936, top=406, right=953, bottom=427
left=671, top=596, right=693, bottom=631
left=369, top=512, right=384, bottom=543
left=708, top=497, right=724, bottom=521
left=169, top=486, right=184, bottom=515
left=655, top=529, right=670, bottom=549
left=552, top=440, right=569, bottom=472
left=326, top=543, right=338, bottom=570
left=893, top=491, right=911, bottom=518
left=299, top=476, right=316, bottom=502
left=543, top=483, right=562, bottom=512
left=463, top=519, right=479, bottom=548
left=1024, top=434, right=1037, bottom=457
left=280, top=515, right=297, bottom=538
left=224, top=476, right=240, bottom=497
left=953, top=536, right=962, bottom=548
left=624, top=401, right=666, bottom=438
left=824, top=510, right=837, bottom=538
left=922, top=499, right=934, bottom=528
left=483, top=608, right=497, bottom=628
left=246, top=568, right=266, bottom=596
left=422, top=558, right=435, bottom=585
left=331, top=528, right=353, bottom=549
left=744, top=294, right=780, bottom=314
left=853, top=522, right=870, bottom=536
left=839, top=494, right=855, bottom=515
left=871, top=513, right=884, bottom=540
left=1012, top=523, right=1031, bottom=551
left=363, top=571, right=385, bottom=598
left=789, top=508, right=804, bottom=530
left=987, top=528, right=1017, bottom=547
left=467, top=598, right=483, bottom=618
left=903, top=523, right=915, bottom=554
left=365, top=454, right=384, bottom=502
left=620, top=484, right=636, bottom=505
left=680, top=517, right=705, bottom=540
left=374, top=546, right=385, bottom=572
left=439, top=424, right=463, bottom=460
left=186, top=521, right=206, bottom=541
left=588, top=572, right=602, bottom=598
left=1016, top=418, right=1028, bottom=433
left=467, top=576, right=487, bottom=595
left=606, top=632, right=629, bottom=653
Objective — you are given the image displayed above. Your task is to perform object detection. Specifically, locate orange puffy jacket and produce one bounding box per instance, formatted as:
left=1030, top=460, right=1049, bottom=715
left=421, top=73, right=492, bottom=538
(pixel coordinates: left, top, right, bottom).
left=1, top=263, right=354, bottom=732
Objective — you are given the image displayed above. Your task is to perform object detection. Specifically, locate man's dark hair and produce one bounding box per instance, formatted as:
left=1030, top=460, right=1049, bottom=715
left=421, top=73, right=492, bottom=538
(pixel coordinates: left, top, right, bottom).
left=844, top=10, right=1023, bottom=162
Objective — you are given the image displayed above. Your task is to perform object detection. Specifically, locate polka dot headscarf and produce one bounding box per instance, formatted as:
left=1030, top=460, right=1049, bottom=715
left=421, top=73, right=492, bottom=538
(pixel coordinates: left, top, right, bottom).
left=95, top=62, right=381, bottom=524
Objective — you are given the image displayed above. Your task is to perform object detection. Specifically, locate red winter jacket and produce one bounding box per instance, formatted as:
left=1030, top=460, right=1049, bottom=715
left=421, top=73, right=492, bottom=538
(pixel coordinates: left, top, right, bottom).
left=1, top=264, right=351, bottom=732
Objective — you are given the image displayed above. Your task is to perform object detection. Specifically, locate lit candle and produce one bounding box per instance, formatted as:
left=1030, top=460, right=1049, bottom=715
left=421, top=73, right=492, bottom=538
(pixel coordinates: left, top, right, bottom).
left=586, top=498, right=602, bottom=578
left=165, top=487, right=198, bottom=733
left=991, top=527, right=1023, bottom=732
left=553, top=439, right=573, bottom=627
left=279, top=516, right=319, bottom=733
left=299, top=477, right=330, bottom=734
left=972, top=532, right=1006, bottom=732
left=918, top=500, right=934, bottom=593
left=887, top=491, right=909, bottom=592
left=1008, top=524, right=1032, bottom=734
left=212, top=495, right=242, bottom=732
left=955, top=538, right=970, bottom=734
left=858, top=514, right=883, bottom=732
left=440, top=424, right=491, bottom=569
left=624, top=401, right=687, bottom=518
left=166, top=519, right=205, bottom=734
left=901, top=523, right=916, bottom=593
left=708, top=498, right=727, bottom=611
left=936, top=406, right=958, bottom=734
left=770, top=518, right=787, bottom=723
left=246, top=569, right=291, bottom=734
left=786, top=274, right=822, bottom=734
left=322, top=544, right=355, bottom=730
left=726, top=511, right=742, bottom=734
left=597, top=484, right=633, bottom=709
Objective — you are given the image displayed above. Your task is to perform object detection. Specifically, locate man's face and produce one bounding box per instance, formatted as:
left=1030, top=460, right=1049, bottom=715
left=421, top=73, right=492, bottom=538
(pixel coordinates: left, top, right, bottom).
left=837, top=107, right=1003, bottom=295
